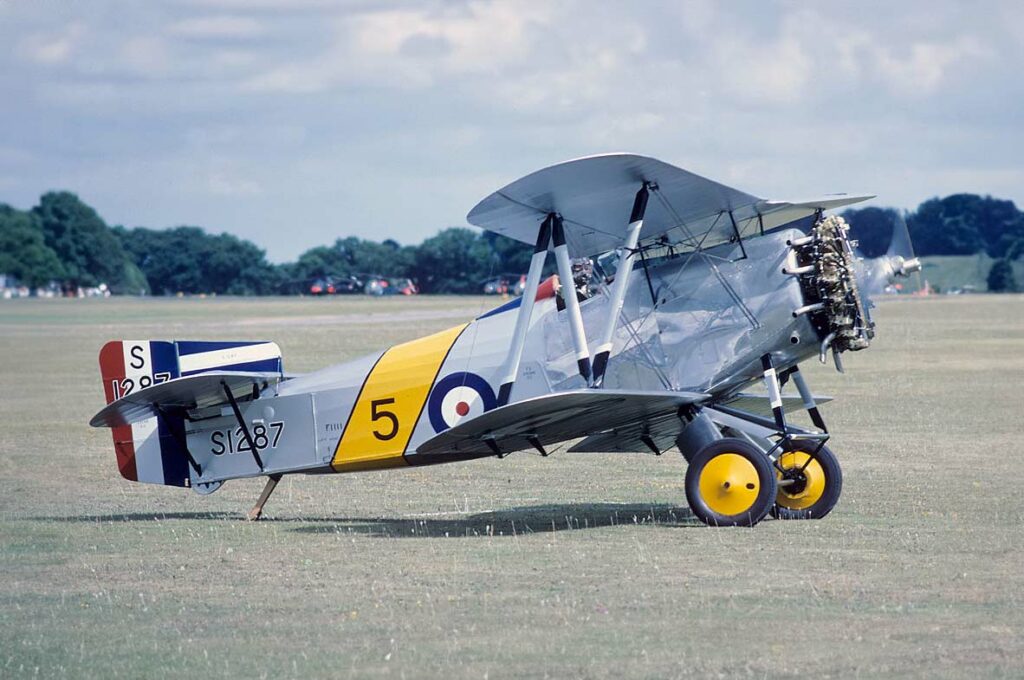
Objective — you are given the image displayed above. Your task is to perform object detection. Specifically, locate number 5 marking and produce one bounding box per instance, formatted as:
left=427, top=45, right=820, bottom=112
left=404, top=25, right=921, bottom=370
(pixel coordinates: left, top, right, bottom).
left=370, top=398, right=399, bottom=441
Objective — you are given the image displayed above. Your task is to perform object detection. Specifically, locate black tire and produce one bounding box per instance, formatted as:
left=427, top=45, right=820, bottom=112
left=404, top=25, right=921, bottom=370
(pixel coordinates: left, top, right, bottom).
left=770, top=442, right=842, bottom=520
left=685, top=438, right=778, bottom=527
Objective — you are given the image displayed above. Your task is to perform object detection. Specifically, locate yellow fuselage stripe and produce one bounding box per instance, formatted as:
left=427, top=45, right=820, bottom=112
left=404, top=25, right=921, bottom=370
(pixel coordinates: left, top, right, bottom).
left=331, top=323, right=467, bottom=472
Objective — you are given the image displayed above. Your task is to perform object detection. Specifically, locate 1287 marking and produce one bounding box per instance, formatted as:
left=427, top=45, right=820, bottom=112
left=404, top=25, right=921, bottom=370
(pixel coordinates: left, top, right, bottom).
left=111, top=372, right=171, bottom=399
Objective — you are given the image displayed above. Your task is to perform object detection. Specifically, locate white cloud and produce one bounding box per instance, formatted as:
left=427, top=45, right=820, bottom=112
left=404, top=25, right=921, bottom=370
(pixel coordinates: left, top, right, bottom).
left=119, top=36, right=174, bottom=77
left=208, top=170, right=260, bottom=196
left=243, top=1, right=557, bottom=93
left=870, top=37, right=992, bottom=97
left=185, top=123, right=307, bottom=148
left=17, top=22, right=86, bottom=64
left=716, top=33, right=812, bottom=104
left=168, top=15, right=265, bottom=39
left=350, top=2, right=550, bottom=72
left=2, top=0, right=1022, bottom=260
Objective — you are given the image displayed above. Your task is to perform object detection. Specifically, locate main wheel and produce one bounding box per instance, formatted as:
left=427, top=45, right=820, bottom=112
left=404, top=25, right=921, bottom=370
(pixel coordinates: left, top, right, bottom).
left=770, top=442, right=842, bottom=520
left=685, top=438, right=777, bottom=527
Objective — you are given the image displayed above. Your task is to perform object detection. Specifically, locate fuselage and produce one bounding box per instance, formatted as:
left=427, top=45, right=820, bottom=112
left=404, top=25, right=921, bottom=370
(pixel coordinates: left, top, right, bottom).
left=180, top=228, right=826, bottom=484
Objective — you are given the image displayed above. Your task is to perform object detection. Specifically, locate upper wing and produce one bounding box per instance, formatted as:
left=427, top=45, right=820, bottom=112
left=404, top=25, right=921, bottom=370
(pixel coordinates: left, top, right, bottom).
left=89, top=371, right=287, bottom=428
left=466, top=153, right=872, bottom=257
left=415, top=388, right=708, bottom=458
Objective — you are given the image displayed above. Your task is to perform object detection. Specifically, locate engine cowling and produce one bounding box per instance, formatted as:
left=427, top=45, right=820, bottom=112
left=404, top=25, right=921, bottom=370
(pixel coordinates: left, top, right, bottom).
left=786, top=215, right=875, bottom=365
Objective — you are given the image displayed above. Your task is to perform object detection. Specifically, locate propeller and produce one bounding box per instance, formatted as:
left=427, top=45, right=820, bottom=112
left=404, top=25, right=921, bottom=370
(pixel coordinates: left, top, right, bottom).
left=887, top=212, right=922, bottom=278
left=856, top=213, right=921, bottom=296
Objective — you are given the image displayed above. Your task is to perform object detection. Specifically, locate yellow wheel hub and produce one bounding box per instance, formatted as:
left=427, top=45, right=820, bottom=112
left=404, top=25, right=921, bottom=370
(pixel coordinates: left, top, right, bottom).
left=698, top=453, right=761, bottom=516
left=776, top=451, right=826, bottom=510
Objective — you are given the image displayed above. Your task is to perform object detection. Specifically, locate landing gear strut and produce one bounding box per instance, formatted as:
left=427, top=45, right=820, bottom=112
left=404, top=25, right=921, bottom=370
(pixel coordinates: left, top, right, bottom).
left=686, top=357, right=844, bottom=525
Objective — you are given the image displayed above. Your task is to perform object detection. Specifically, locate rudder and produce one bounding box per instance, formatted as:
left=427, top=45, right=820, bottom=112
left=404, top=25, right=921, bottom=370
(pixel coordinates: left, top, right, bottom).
left=98, top=339, right=282, bottom=486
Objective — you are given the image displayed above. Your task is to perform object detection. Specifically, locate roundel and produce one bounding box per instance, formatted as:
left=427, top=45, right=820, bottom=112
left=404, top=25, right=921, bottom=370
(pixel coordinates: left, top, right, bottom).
left=428, top=372, right=497, bottom=433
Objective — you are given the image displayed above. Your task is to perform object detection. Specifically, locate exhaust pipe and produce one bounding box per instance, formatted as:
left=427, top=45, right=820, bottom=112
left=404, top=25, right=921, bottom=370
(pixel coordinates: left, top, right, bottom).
left=793, top=302, right=825, bottom=317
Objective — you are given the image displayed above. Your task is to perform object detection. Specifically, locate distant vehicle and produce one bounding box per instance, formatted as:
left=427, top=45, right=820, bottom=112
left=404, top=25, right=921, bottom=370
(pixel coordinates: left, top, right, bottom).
left=363, top=275, right=386, bottom=296
left=332, top=275, right=363, bottom=294
left=512, top=274, right=526, bottom=296
left=483, top=274, right=527, bottom=295
left=364, top=276, right=417, bottom=296
left=483, top=277, right=510, bottom=295
left=309, top=275, right=363, bottom=296
left=309, top=278, right=335, bottom=296
left=389, top=278, right=418, bottom=296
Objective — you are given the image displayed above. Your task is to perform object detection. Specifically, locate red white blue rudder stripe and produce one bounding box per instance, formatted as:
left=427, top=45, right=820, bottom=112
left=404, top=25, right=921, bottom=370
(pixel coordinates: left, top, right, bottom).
left=99, top=340, right=187, bottom=486
left=97, top=339, right=282, bottom=487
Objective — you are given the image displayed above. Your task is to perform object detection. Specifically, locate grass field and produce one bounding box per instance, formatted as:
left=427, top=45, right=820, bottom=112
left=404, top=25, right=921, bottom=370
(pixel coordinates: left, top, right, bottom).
left=917, top=254, right=1024, bottom=293
left=2, top=294, right=1023, bottom=678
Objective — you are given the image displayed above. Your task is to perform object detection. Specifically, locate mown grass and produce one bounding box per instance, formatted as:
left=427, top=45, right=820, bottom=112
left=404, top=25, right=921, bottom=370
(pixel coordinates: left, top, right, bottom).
left=1, top=294, right=1022, bottom=678
left=917, top=254, right=1024, bottom=292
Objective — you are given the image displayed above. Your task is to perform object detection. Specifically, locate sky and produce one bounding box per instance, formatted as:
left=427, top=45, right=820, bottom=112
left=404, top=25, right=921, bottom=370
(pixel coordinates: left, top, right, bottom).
left=2, top=0, right=1022, bottom=261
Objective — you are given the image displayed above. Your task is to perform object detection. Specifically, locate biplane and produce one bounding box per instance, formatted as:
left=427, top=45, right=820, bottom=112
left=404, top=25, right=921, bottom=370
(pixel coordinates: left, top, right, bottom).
left=91, top=153, right=900, bottom=527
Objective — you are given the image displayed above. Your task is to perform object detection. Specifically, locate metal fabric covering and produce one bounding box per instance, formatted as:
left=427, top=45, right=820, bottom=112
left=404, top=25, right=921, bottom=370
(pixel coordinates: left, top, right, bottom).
left=466, top=153, right=872, bottom=257
left=416, top=388, right=708, bottom=457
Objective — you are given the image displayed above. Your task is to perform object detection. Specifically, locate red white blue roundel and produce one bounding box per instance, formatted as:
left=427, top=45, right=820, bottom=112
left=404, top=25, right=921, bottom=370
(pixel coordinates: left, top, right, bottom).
left=428, top=372, right=497, bottom=433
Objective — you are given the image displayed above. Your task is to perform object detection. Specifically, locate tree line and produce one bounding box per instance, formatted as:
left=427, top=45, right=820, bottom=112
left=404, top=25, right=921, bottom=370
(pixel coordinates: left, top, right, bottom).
left=0, top=192, right=534, bottom=295
left=1, top=190, right=1022, bottom=295
left=842, top=194, right=1024, bottom=292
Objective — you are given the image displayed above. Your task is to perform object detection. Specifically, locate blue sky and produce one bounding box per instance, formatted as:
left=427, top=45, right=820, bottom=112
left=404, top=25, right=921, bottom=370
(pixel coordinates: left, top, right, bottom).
left=2, top=1, right=1022, bottom=261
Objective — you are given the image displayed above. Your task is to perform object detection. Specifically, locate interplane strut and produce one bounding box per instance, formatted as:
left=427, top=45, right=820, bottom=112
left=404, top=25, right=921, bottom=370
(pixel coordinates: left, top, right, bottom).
left=496, top=215, right=552, bottom=406
left=592, top=182, right=649, bottom=387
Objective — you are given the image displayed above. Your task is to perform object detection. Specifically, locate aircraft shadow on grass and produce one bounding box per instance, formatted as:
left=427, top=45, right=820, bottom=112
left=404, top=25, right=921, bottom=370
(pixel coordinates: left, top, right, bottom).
left=40, top=503, right=700, bottom=537
left=289, top=503, right=700, bottom=538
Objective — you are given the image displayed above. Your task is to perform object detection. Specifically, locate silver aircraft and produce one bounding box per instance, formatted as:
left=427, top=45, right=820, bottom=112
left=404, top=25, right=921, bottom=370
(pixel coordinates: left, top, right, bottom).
left=90, top=153, right=882, bottom=527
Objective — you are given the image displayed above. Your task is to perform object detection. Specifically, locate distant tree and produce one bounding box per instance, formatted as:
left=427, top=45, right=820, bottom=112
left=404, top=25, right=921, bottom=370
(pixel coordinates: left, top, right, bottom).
left=118, top=225, right=279, bottom=295
left=987, top=259, right=1018, bottom=292
left=33, top=192, right=134, bottom=288
left=288, top=245, right=337, bottom=282
left=117, top=259, right=151, bottom=295
left=842, top=207, right=901, bottom=258
left=412, top=227, right=495, bottom=293
left=290, top=237, right=415, bottom=285
left=0, top=204, right=65, bottom=288
left=119, top=226, right=202, bottom=294
left=968, top=196, right=1024, bottom=258
left=909, top=194, right=1024, bottom=257
left=481, top=231, right=534, bottom=274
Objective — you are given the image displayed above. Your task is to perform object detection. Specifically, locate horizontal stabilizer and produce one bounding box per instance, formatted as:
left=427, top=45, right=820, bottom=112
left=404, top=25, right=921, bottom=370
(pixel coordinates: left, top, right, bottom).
left=90, top=371, right=286, bottom=428
left=416, top=389, right=708, bottom=458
